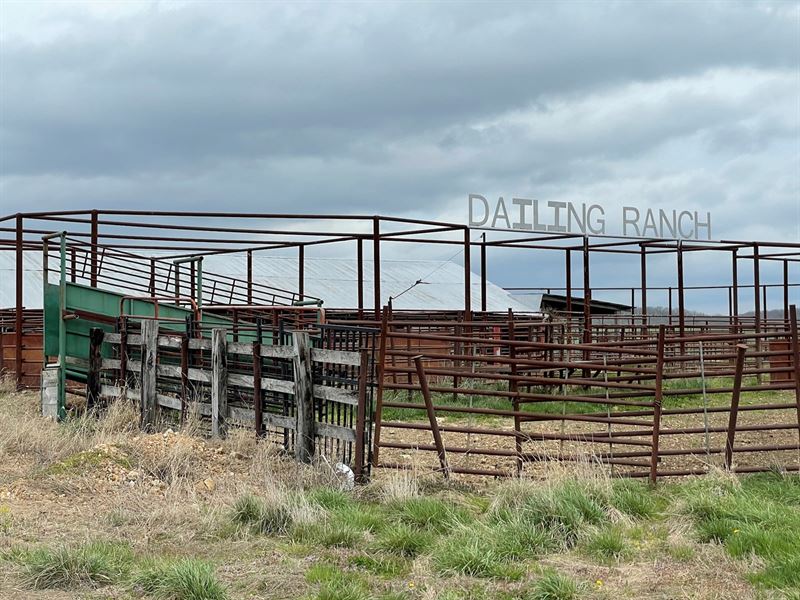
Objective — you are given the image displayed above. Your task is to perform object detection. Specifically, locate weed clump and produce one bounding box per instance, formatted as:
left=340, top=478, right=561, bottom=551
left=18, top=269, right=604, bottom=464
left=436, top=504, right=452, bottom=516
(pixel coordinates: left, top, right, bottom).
left=14, top=541, right=133, bottom=589
left=530, top=569, right=585, bottom=600
left=132, top=558, right=228, bottom=600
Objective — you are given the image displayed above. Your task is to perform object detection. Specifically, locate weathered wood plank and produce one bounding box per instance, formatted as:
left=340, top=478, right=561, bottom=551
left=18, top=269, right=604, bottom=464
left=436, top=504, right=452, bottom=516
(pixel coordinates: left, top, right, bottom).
left=314, top=385, right=359, bottom=406
left=211, top=328, right=228, bottom=438
left=100, top=384, right=141, bottom=402
left=188, top=338, right=211, bottom=351
left=293, top=333, right=314, bottom=463
left=311, top=348, right=361, bottom=367
left=262, top=378, right=294, bottom=395
left=259, top=345, right=297, bottom=359
left=227, top=341, right=253, bottom=355
left=101, top=358, right=121, bottom=371
left=187, top=367, right=211, bottom=383
left=158, top=335, right=184, bottom=349
left=315, top=421, right=357, bottom=443
left=140, top=320, right=159, bottom=430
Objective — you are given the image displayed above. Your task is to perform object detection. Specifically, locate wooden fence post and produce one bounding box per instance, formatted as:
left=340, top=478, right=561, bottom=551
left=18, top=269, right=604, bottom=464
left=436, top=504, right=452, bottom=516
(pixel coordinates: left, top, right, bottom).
left=293, top=332, right=315, bottom=463
left=649, top=325, right=665, bottom=485
left=87, top=327, right=104, bottom=409
left=724, top=343, right=748, bottom=470
left=140, top=319, right=159, bottom=430
left=211, top=328, right=228, bottom=438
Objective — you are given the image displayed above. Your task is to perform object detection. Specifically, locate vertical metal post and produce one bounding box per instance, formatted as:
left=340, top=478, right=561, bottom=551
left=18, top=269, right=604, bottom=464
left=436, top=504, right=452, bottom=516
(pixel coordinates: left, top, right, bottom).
left=753, top=244, right=761, bottom=381
left=668, top=286, right=673, bottom=326
left=414, top=355, right=450, bottom=478
left=57, top=233, right=66, bottom=419
left=14, top=214, right=22, bottom=390
left=371, top=306, right=389, bottom=466
left=789, top=305, right=800, bottom=446
left=149, top=258, right=156, bottom=295
left=247, top=250, right=253, bottom=305
left=480, top=233, right=487, bottom=313
left=732, top=248, right=739, bottom=319
left=298, top=245, right=305, bottom=299
left=783, top=260, right=789, bottom=325
left=373, top=217, right=381, bottom=320
left=463, top=228, right=471, bottom=320
left=353, top=348, right=369, bottom=482
left=90, top=209, right=98, bottom=287
left=565, top=249, right=572, bottom=315
left=357, top=238, right=364, bottom=317
left=582, top=237, right=590, bottom=343
left=753, top=243, right=761, bottom=332
left=87, top=328, right=104, bottom=409
left=724, top=344, right=748, bottom=470
left=253, top=339, right=263, bottom=438
left=649, top=325, right=665, bottom=484
left=70, top=247, right=76, bottom=283
left=640, top=243, right=647, bottom=324
left=508, top=309, right=522, bottom=474
left=677, top=241, right=685, bottom=342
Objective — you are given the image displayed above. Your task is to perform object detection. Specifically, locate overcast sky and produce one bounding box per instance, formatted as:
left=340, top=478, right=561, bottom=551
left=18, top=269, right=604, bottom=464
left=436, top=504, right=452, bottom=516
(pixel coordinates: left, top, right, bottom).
left=0, top=1, right=798, bottom=311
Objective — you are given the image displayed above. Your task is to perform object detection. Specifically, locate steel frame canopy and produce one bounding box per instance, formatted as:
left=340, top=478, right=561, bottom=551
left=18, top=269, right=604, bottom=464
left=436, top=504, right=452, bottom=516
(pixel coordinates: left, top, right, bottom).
left=2, top=209, right=799, bottom=388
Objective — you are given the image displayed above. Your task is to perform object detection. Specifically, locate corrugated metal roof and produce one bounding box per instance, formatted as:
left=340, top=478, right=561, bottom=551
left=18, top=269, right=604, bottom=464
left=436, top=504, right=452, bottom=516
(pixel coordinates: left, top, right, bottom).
left=0, top=251, right=541, bottom=313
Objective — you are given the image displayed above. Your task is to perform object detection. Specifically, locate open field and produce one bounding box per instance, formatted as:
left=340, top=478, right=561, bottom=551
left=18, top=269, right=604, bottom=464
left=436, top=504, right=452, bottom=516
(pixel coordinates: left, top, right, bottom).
left=0, top=382, right=799, bottom=600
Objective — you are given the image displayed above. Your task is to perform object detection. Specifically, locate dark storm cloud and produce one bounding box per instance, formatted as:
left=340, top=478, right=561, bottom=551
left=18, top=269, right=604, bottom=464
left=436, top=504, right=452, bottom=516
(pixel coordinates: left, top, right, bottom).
left=0, top=0, right=798, bottom=298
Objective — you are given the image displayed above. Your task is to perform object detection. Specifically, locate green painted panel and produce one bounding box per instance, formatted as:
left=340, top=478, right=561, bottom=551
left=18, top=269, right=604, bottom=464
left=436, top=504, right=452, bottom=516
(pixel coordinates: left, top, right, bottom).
left=45, top=281, right=273, bottom=371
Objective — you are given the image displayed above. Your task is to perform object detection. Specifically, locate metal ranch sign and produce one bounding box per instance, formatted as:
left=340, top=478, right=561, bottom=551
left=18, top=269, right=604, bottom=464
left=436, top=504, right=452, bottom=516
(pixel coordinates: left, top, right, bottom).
left=468, top=194, right=712, bottom=240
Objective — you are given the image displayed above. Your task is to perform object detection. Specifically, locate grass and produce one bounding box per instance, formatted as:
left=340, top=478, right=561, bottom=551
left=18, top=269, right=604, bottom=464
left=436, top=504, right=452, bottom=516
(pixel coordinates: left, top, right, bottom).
left=581, top=525, right=627, bottom=560
left=6, top=540, right=229, bottom=599
left=389, top=496, right=473, bottom=533
left=432, top=526, right=524, bottom=579
left=2, top=386, right=799, bottom=599
left=14, top=541, right=134, bottom=589
left=372, top=523, right=435, bottom=557
left=231, top=493, right=294, bottom=535
left=349, top=554, right=410, bottom=578
left=529, top=570, right=585, bottom=600
left=306, top=563, right=370, bottom=600
left=133, top=558, right=228, bottom=600
left=678, top=472, right=800, bottom=591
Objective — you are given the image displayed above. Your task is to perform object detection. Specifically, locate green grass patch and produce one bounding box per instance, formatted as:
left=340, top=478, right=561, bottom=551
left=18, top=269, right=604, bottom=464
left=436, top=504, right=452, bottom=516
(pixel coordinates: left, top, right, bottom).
left=492, top=480, right=608, bottom=547
left=372, top=523, right=435, bottom=557
left=678, top=472, right=800, bottom=592
left=12, top=541, right=134, bottom=589
left=582, top=526, right=627, bottom=561
left=306, top=562, right=370, bottom=600
left=230, top=493, right=293, bottom=535
left=349, top=553, right=410, bottom=578
left=389, top=496, right=473, bottom=533
left=610, top=479, right=665, bottom=519
left=293, top=520, right=364, bottom=548
left=132, top=558, right=228, bottom=600
left=529, top=569, right=585, bottom=600
left=432, top=526, right=524, bottom=579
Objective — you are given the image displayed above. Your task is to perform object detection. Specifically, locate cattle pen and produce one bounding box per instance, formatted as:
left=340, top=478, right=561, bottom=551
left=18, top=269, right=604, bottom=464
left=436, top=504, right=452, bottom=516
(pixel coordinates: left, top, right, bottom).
left=1, top=209, right=799, bottom=483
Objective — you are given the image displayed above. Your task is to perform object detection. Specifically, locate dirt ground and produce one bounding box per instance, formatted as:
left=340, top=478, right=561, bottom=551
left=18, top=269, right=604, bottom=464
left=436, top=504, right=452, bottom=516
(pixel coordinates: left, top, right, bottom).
left=0, top=388, right=792, bottom=600
left=378, top=391, right=800, bottom=479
